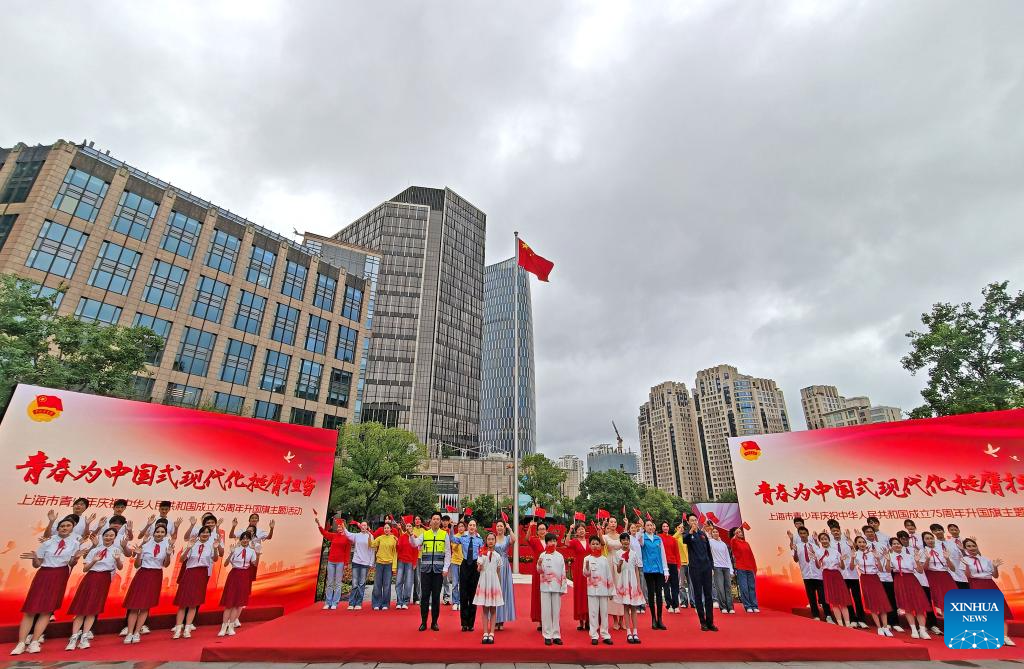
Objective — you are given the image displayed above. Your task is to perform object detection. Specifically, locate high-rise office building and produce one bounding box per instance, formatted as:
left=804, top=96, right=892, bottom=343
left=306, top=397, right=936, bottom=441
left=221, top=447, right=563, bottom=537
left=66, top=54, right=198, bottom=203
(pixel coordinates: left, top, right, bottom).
left=480, top=257, right=536, bottom=458
left=330, top=187, right=486, bottom=457
left=693, top=364, right=791, bottom=498
left=0, top=140, right=376, bottom=428
left=638, top=382, right=709, bottom=501
left=800, top=385, right=903, bottom=430
left=587, top=443, right=639, bottom=481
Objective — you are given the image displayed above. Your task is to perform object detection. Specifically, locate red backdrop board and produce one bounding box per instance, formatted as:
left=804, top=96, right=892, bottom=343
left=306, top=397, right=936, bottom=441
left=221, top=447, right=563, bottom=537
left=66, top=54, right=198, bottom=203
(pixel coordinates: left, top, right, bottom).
left=0, top=384, right=336, bottom=624
left=729, top=408, right=1024, bottom=617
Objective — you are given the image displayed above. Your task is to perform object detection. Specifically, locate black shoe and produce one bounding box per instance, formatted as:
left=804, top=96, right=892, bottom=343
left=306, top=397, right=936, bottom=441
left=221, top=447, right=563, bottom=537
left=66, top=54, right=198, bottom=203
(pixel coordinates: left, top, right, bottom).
left=468, top=626, right=474, bottom=632
left=591, top=639, right=598, bottom=645
left=431, top=623, right=439, bottom=631
left=553, top=638, right=563, bottom=645
left=536, top=625, right=542, bottom=631
left=634, top=636, right=641, bottom=644
left=701, top=624, right=709, bottom=631
left=657, top=622, right=668, bottom=630
left=461, top=626, right=468, bottom=632
left=602, top=638, right=613, bottom=645
left=627, top=635, right=636, bottom=644
left=418, top=623, right=427, bottom=631
left=652, top=623, right=659, bottom=630
left=708, top=624, right=719, bottom=632
left=577, top=623, right=585, bottom=631
left=545, top=638, right=552, bottom=646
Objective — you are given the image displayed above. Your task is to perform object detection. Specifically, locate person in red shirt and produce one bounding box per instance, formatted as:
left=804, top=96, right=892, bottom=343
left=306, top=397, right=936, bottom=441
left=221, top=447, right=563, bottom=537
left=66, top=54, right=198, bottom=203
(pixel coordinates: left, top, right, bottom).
left=728, top=527, right=758, bottom=612
left=563, top=523, right=590, bottom=631
left=314, top=511, right=351, bottom=610
left=395, top=523, right=420, bottom=609
left=526, top=520, right=548, bottom=631
left=659, top=521, right=682, bottom=613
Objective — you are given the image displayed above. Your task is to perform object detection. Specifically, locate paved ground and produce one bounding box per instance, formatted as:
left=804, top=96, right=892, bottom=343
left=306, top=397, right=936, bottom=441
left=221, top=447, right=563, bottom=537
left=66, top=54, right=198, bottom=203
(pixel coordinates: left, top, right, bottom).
left=2, top=661, right=1022, bottom=669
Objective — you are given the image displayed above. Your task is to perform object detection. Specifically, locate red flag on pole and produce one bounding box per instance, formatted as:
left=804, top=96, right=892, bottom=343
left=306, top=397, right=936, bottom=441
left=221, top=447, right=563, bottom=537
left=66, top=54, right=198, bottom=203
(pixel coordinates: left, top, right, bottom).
left=401, top=515, right=413, bottom=524
left=534, top=507, right=547, bottom=519
left=706, top=511, right=719, bottom=524
left=645, top=511, right=652, bottom=521
left=574, top=511, right=586, bottom=522
left=633, top=507, right=642, bottom=518
left=464, top=507, right=473, bottom=517
left=742, top=521, right=751, bottom=530
left=501, top=511, right=509, bottom=523
left=445, top=505, right=456, bottom=513
left=517, top=238, right=554, bottom=282
left=622, top=504, right=627, bottom=518
left=596, top=508, right=610, bottom=520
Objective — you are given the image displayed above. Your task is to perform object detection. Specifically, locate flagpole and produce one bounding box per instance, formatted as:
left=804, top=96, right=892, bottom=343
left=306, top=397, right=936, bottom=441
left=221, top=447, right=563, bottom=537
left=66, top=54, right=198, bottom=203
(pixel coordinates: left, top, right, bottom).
left=512, top=231, right=521, bottom=573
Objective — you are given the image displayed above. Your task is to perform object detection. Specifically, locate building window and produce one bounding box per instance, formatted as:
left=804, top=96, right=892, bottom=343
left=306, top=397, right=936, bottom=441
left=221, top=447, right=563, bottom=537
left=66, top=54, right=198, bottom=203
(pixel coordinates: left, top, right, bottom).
left=295, top=359, right=323, bottom=401
left=142, top=260, right=188, bottom=309
left=305, top=315, right=329, bottom=354
left=281, top=260, right=307, bottom=300
left=342, top=285, right=363, bottom=321
left=233, top=290, right=266, bottom=335
left=213, top=392, right=245, bottom=415
left=74, top=297, right=122, bottom=325
left=173, top=327, right=217, bottom=377
left=165, top=382, right=202, bottom=408
left=132, top=313, right=172, bottom=365
left=323, top=414, right=346, bottom=430
left=31, top=283, right=64, bottom=309
left=132, top=375, right=155, bottom=401
left=111, top=191, right=159, bottom=241
left=289, top=407, right=316, bottom=427
left=253, top=400, right=282, bottom=421
left=220, top=339, right=255, bottom=385
left=87, top=241, right=140, bottom=295
left=270, top=303, right=299, bottom=345
left=52, top=167, right=109, bottom=223
left=205, top=229, right=241, bottom=273
left=160, top=211, right=202, bottom=260
left=313, top=273, right=336, bottom=311
left=260, top=350, right=291, bottom=393
left=1, top=160, right=44, bottom=203
left=326, top=368, right=352, bottom=407
left=0, top=214, right=16, bottom=252
left=246, top=246, right=276, bottom=288
left=26, top=221, right=89, bottom=278
left=191, top=276, right=230, bottom=324
left=335, top=324, right=358, bottom=362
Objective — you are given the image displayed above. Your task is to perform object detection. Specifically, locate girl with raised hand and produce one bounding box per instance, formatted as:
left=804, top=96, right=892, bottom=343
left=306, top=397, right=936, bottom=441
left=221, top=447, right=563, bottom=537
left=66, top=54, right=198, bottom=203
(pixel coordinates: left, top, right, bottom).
left=846, top=535, right=892, bottom=637
left=66, top=527, right=124, bottom=650
left=219, top=531, right=259, bottom=636
left=172, top=524, right=221, bottom=639
left=961, top=538, right=1016, bottom=647
left=887, top=536, right=932, bottom=639
left=121, top=520, right=173, bottom=644
left=815, top=532, right=853, bottom=628
left=474, top=532, right=504, bottom=644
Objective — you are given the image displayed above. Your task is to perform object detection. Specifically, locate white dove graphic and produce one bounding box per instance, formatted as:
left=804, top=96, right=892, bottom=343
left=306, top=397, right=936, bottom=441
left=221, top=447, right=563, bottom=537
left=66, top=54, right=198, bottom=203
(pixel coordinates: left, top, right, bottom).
left=983, top=444, right=1000, bottom=457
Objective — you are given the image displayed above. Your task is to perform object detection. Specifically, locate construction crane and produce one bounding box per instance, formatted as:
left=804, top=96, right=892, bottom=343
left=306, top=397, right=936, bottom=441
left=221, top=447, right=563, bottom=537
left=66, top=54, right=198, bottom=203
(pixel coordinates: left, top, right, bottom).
left=612, top=421, right=624, bottom=452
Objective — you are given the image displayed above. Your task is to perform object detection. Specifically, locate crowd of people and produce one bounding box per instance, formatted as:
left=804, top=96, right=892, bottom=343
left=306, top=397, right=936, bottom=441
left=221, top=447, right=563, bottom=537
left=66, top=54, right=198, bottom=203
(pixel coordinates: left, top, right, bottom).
left=789, top=515, right=1015, bottom=646
left=10, top=497, right=273, bottom=656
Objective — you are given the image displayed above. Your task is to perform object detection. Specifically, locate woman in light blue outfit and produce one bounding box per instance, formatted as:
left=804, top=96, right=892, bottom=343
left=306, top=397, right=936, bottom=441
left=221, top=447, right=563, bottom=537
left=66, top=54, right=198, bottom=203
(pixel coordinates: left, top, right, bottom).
left=493, top=520, right=517, bottom=628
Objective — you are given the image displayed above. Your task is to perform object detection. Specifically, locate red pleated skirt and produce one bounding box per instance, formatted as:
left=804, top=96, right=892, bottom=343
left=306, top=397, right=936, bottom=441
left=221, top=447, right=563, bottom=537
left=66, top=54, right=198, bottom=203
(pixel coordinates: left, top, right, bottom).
left=67, top=571, right=112, bottom=616
left=123, top=567, right=164, bottom=610
left=247, top=564, right=258, bottom=584
left=893, top=572, right=931, bottom=614
left=173, top=566, right=210, bottom=608
left=925, top=570, right=956, bottom=611
left=823, top=569, right=853, bottom=607
left=220, top=568, right=253, bottom=608
left=859, top=573, right=892, bottom=613
left=22, top=566, right=71, bottom=614
left=969, top=577, right=1014, bottom=619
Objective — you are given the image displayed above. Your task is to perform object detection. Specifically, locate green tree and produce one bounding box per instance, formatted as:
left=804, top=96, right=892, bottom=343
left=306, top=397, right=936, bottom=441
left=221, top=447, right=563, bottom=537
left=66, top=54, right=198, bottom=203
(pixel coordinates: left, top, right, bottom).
left=715, top=490, right=738, bottom=503
left=903, top=281, right=1024, bottom=418
left=331, top=422, right=426, bottom=518
left=463, top=493, right=497, bottom=528
left=0, top=274, right=163, bottom=412
left=518, top=453, right=567, bottom=509
left=403, top=476, right=439, bottom=519
left=638, top=486, right=680, bottom=524
left=574, top=469, right=641, bottom=519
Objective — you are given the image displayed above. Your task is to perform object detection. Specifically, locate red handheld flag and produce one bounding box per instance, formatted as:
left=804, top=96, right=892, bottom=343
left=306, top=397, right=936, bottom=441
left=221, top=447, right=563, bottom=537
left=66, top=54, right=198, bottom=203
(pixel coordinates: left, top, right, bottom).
left=574, top=511, right=586, bottom=522
left=534, top=507, right=547, bottom=519
left=517, top=238, right=554, bottom=282
left=401, top=514, right=413, bottom=524
left=622, top=504, right=627, bottom=518
left=596, top=508, right=610, bottom=520
left=500, top=511, right=509, bottom=523
left=464, top=507, right=473, bottom=517
left=633, top=507, right=642, bottom=518
left=742, top=521, right=751, bottom=531
left=645, top=511, right=652, bottom=521
left=706, top=511, right=719, bottom=524
left=445, top=505, right=456, bottom=513
left=349, top=520, right=359, bottom=526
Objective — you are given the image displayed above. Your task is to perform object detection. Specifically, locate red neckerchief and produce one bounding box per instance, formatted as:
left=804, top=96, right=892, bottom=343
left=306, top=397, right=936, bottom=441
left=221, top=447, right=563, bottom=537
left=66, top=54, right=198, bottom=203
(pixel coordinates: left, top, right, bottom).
left=54, top=539, right=66, bottom=556
left=803, top=543, right=810, bottom=561
left=98, top=548, right=108, bottom=560
left=153, top=542, right=161, bottom=556
left=929, top=549, right=941, bottom=569
left=544, top=546, right=556, bottom=554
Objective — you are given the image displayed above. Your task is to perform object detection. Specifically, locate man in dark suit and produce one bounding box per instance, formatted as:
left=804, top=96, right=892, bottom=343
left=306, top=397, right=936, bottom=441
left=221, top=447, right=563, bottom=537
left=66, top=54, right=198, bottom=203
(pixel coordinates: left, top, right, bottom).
left=682, top=513, right=717, bottom=632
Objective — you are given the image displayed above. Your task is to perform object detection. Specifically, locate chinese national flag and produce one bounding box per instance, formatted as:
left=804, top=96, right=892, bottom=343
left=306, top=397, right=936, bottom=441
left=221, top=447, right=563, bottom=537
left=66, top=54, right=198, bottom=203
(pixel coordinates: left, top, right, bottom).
left=534, top=507, right=547, bottom=519
left=573, top=511, right=586, bottom=521
left=445, top=505, right=456, bottom=513
left=596, top=508, right=610, bottom=520
left=501, top=511, right=509, bottom=523
left=517, top=238, right=554, bottom=282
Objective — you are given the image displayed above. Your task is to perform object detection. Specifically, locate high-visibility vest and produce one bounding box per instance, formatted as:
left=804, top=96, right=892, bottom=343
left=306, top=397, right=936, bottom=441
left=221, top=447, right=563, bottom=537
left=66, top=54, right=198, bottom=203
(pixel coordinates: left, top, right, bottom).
left=420, top=529, right=447, bottom=572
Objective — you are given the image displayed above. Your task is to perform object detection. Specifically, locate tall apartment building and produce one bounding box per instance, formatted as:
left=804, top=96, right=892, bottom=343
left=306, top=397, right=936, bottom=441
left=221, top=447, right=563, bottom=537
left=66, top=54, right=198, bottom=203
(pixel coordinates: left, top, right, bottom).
left=638, top=382, right=709, bottom=502
left=800, top=385, right=903, bottom=430
left=0, top=140, right=376, bottom=429
left=330, top=187, right=486, bottom=457
left=480, top=257, right=536, bottom=458
left=694, top=364, right=791, bottom=499
left=555, top=454, right=584, bottom=500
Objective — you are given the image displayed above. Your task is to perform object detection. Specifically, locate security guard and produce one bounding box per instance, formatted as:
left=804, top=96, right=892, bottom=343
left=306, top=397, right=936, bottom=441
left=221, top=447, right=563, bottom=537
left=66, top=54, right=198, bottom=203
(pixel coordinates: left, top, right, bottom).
left=412, top=511, right=451, bottom=631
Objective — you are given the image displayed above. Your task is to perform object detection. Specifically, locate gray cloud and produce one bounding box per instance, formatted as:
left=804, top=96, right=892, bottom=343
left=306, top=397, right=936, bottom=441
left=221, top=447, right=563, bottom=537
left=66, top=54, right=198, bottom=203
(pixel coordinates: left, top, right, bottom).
left=5, top=0, right=1024, bottom=459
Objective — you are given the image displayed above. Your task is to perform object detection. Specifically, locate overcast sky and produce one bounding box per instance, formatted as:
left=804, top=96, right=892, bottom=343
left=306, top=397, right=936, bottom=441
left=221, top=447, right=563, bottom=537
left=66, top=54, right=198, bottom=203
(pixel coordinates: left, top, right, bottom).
left=5, top=1, right=1024, bottom=460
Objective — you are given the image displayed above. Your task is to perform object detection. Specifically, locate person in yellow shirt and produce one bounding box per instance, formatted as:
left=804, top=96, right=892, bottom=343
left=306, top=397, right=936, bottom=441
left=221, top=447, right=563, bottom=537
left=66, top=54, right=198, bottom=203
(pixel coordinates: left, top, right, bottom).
left=370, top=523, right=398, bottom=610
left=674, top=522, right=691, bottom=608
left=450, top=520, right=465, bottom=611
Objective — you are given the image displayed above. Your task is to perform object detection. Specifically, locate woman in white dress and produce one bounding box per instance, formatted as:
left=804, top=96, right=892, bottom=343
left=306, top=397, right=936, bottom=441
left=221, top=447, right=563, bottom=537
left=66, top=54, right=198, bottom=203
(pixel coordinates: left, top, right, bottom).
left=614, top=531, right=646, bottom=644
left=474, top=532, right=504, bottom=645
left=600, top=518, right=625, bottom=630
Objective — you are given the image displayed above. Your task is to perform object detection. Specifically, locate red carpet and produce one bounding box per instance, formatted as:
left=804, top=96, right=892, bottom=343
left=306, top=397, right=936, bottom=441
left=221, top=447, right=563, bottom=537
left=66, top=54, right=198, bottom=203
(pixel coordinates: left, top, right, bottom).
left=202, top=584, right=936, bottom=663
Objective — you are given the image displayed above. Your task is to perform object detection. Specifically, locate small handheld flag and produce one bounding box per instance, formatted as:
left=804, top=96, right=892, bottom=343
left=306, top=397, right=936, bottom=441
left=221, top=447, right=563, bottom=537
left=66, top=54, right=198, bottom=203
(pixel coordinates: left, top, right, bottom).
left=534, top=507, right=547, bottom=519
left=445, top=505, right=456, bottom=513
left=574, top=511, right=586, bottom=522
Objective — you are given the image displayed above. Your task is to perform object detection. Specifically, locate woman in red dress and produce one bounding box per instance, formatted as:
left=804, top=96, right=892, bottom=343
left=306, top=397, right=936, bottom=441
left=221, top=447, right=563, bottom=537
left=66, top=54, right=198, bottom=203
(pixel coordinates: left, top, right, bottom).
left=563, top=523, right=590, bottom=631
left=218, top=531, right=259, bottom=636
left=526, top=520, right=548, bottom=631
left=66, top=528, right=125, bottom=650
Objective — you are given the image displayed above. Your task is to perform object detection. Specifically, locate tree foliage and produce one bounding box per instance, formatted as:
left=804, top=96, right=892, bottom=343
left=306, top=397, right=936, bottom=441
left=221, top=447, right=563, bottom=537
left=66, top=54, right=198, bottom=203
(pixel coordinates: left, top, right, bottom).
left=518, top=453, right=566, bottom=509
left=639, top=486, right=686, bottom=525
left=403, top=476, right=440, bottom=519
left=330, top=422, right=427, bottom=518
left=574, top=469, right=642, bottom=519
left=715, top=490, right=738, bottom=503
left=0, top=274, right=162, bottom=412
left=902, top=281, right=1024, bottom=418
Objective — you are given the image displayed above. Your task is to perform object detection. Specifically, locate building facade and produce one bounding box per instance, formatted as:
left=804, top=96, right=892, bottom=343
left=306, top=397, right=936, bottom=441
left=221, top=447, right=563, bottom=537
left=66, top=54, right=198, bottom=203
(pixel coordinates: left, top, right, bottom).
left=587, top=443, right=640, bottom=480
left=480, top=257, right=536, bottom=458
left=330, top=187, right=486, bottom=457
left=416, top=454, right=517, bottom=509
left=0, top=140, right=376, bottom=429
left=800, top=385, right=903, bottom=430
left=556, top=455, right=583, bottom=501
left=638, top=382, right=709, bottom=501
